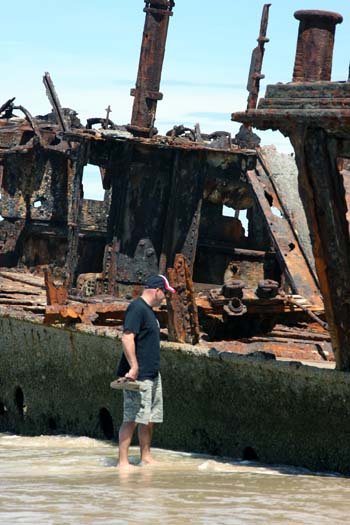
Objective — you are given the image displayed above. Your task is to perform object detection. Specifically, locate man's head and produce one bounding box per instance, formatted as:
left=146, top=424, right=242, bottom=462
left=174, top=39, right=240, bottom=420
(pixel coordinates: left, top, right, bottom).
left=142, top=275, right=176, bottom=307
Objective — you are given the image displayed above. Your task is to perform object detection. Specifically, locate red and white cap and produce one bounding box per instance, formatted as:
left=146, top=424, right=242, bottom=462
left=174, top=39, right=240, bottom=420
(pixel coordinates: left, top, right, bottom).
left=145, top=274, right=176, bottom=293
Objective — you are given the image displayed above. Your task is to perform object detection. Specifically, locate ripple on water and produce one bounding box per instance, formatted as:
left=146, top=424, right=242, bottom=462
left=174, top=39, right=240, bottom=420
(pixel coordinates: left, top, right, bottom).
left=1, top=433, right=350, bottom=525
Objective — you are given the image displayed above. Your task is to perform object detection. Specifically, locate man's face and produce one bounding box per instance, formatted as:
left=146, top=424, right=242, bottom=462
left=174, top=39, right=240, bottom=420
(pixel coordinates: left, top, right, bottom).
left=154, top=287, right=166, bottom=306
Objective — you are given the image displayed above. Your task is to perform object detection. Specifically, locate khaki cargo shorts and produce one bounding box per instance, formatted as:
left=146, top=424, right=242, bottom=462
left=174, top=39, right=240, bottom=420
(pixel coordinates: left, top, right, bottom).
left=123, top=373, right=163, bottom=425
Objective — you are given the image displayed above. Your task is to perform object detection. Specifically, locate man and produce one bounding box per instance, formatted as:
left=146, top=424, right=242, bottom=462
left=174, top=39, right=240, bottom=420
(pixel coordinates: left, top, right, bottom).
left=116, top=274, right=175, bottom=468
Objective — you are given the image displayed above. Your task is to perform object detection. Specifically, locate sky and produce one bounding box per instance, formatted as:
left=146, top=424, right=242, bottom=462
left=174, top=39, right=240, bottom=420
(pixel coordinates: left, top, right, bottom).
left=2, top=1, right=350, bottom=199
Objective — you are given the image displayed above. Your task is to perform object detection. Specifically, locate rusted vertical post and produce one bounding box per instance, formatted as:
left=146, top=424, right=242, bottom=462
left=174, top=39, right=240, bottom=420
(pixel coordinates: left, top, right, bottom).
left=289, top=130, right=350, bottom=370
left=246, top=3, right=271, bottom=110
left=293, top=10, right=342, bottom=82
left=128, top=0, right=175, bottom=137
left=167, top=254, right=200, bottom=345
left=64, top=145, right=87, bottom=291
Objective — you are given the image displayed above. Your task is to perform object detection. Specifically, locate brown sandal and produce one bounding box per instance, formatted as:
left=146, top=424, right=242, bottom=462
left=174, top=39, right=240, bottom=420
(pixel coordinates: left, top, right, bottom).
left=110, top=378, right=141, bottom=391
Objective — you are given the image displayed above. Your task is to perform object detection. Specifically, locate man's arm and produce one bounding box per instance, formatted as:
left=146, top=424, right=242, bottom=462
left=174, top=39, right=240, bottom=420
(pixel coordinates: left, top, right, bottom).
left=121, top=331, right=139, bottom=380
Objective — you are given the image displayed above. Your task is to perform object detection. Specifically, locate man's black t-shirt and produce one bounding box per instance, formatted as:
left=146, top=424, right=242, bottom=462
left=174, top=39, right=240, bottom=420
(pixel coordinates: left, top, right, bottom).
left=117, top=297, right=160, bottom=380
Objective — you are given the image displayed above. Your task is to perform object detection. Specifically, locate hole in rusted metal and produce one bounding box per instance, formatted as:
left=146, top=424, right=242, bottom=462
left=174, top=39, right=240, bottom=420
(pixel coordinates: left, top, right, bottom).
left=271, top=206, right=283, bottom=218
left=99, top=407, right=114, bottom=439
left=243, top=446, right=259, bottom=461
left=48, top=417, right=57, bottom=430
left=14, top=386, right=25, bottom=416
left=33, top=200, right=42, bottom=208
left=264, top=190, right=273, bottom=206
left=222, top=205, right=234, bottom=217
left=82, top=164, right=104, bottom=201
left=288, top=242, right=295, bottom=251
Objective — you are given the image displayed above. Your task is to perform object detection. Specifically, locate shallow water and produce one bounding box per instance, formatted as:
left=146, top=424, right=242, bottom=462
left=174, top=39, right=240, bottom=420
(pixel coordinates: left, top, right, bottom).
left=1, top=434, right=350, bottom=524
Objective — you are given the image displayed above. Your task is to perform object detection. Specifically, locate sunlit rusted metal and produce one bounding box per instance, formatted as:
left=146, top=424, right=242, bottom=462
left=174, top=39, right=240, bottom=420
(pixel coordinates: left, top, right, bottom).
left=293, top=10, right=343, bottom=82
left=167, top=253, right=200, bottom=345
left=128, top=0, right=175, bottom=137
left=44, top=268, right=68, bottom=306
left=247, top=3, right=271, bottom=110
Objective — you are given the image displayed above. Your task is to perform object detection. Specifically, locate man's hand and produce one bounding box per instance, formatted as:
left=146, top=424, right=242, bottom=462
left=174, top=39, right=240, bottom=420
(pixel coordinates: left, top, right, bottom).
left=125, top=366, right=139, bottom=381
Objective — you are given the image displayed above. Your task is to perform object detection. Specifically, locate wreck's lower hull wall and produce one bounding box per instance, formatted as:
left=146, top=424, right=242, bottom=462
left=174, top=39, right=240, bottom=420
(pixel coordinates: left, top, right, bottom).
left=0, top=316, right=349, bottom=473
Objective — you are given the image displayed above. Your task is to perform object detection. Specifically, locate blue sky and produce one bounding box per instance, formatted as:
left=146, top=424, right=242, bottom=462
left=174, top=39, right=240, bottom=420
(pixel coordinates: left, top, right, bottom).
left=3, top=1, right=350, bottom=198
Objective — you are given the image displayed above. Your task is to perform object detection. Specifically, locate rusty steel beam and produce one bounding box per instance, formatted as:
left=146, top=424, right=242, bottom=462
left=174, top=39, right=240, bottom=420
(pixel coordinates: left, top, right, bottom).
left=245, top=158, right=321, bottom=307
left=43, top=72, right=70, bottom=132
left=232, top=10, right=350, bottom=369
left=293, top=10, right=342, bottom=82
left=128, top=0, right=175, bottom=137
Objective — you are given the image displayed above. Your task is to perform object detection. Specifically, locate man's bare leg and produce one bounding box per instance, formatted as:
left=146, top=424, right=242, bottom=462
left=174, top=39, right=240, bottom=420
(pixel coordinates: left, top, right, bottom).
left=118, top=421, right=137, bottom=468
left=138, top=422, right=155, bottom=464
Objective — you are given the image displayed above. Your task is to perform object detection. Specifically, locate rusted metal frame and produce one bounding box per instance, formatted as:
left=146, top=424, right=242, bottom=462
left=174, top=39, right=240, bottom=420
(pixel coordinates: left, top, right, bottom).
left=0, top=219, right=25, bottom=266
left=103, top=143, right=134, bottom=295
left=281, top=294, right=328, bottom=330
left=44, top=301, right=129, bottom=326
left=256, top=149, right=319, bottom=287
left=159, top=149, right=179, bottom=274
left=128, top=1, right=174, bottom=136
left=289, top=129, right=350, bottom=370
left=63, top=141, right=89, bottom=290
left=244, top=166, right=321, bottom=306
left=167, top=253, right=200, bottom=345
left=44, top=268, right=68, bottom=306
left=12, top=105, right=43, bottom=146
left=246, top=3, right=271, bottom=111
left=159, top=149, right=207, bottom=274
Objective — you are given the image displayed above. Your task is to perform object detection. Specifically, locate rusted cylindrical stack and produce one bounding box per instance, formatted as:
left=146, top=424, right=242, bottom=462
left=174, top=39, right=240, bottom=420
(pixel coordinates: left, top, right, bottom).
left=292, top=10, right=343, bottom=82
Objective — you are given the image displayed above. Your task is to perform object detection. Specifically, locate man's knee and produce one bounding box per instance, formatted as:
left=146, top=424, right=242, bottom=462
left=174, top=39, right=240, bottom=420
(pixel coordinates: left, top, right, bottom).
left=119, top=421, right=137, bottom=437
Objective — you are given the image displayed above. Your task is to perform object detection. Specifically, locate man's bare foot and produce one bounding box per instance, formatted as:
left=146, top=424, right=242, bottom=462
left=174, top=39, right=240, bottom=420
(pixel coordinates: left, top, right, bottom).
left=140, top=456, right=159, bottom=466
left=117, top=462, right=139, bottom=471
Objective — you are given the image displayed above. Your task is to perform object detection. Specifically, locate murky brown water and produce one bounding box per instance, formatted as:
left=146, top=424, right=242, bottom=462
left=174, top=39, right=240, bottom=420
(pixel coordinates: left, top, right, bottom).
left=1, top=433, right=350, bottom=524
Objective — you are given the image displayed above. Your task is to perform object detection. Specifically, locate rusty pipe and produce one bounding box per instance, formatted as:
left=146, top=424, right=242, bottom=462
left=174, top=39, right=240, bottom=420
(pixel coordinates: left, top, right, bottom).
left=292, top=10, right=342, bottom=82
left=128, top=0, right=175, bottom=137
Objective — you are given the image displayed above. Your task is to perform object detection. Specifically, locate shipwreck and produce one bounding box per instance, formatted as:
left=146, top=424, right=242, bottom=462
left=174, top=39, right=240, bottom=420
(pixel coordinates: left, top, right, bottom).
left=0, top=2, right=329, bottom=362
left=1, top=2, right=350, bottom=473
